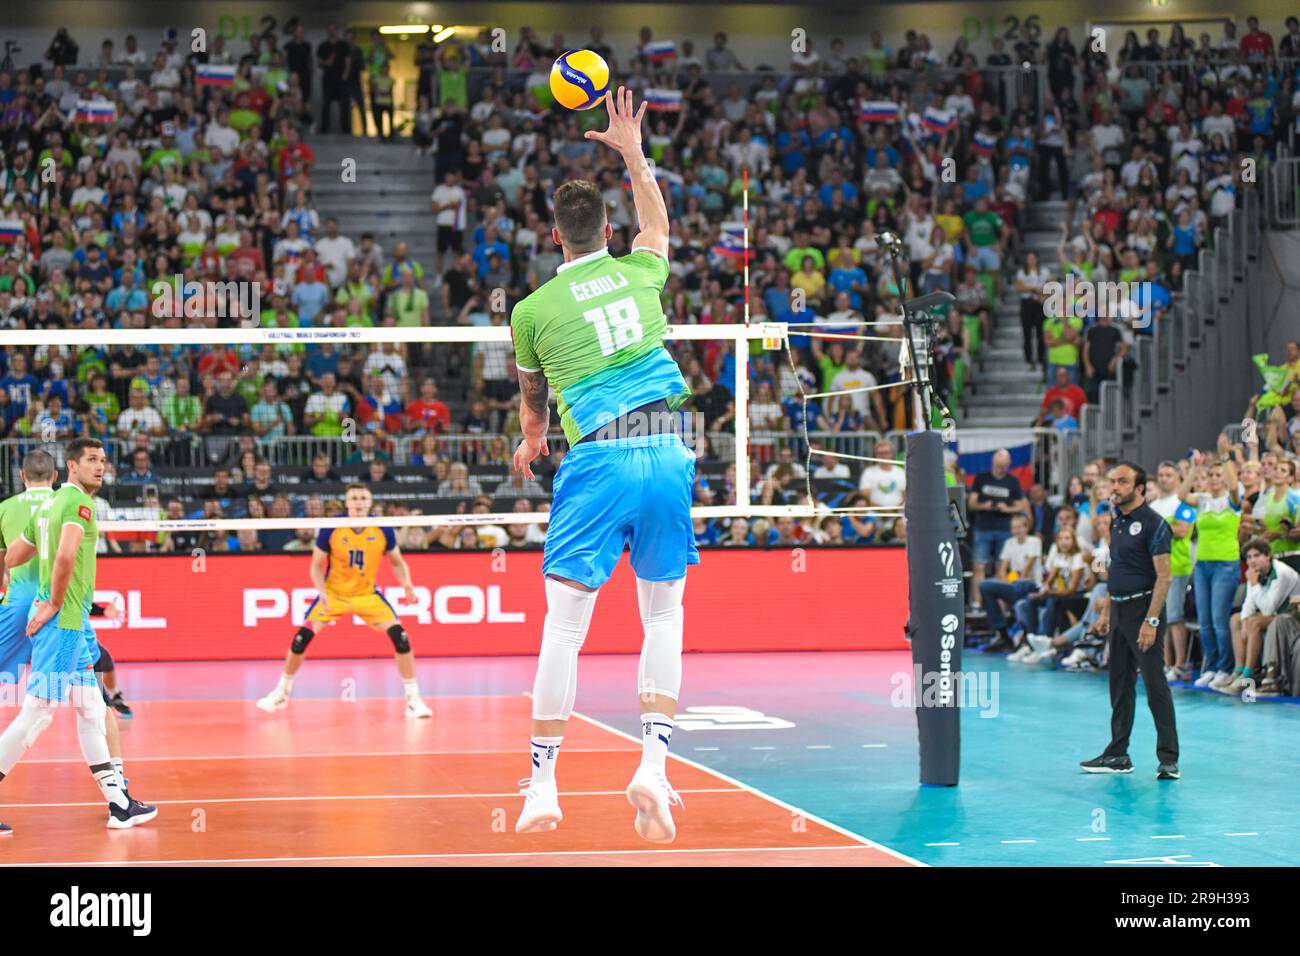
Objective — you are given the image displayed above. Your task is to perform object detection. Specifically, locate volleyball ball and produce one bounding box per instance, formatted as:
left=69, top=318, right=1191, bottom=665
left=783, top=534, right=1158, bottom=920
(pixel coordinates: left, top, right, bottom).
left=550, top=50, right=611, bottom=110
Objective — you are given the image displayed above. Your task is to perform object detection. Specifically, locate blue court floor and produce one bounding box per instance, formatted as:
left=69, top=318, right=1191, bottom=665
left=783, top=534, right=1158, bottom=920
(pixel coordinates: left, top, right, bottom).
left=84, top=650, right=1299, bottom=866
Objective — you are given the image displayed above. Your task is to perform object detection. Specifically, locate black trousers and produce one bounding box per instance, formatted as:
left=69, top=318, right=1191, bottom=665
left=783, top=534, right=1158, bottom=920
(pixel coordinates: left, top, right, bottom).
left=1103, top=597, right=1179, bottom=764
left=1037, top=145, right=1070, bottom=201
left=1019, top=296, right=1044, bottom=365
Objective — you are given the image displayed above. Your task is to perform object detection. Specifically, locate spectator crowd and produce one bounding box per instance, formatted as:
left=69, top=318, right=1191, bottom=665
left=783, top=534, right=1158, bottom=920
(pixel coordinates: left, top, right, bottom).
left=0, top=16, right=1293, bottom=569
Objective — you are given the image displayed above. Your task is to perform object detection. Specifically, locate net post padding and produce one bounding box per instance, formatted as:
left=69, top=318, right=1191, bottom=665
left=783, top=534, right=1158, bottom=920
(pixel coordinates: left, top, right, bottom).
left=903, top=430, right=962, bottom=787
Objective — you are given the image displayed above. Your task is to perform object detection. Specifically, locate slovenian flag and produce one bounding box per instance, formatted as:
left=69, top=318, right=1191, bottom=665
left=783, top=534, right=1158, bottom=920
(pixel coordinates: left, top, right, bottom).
left=644, top=88, right=683, bottom=112
left=956, top=430, right=1035, bottom=493
left=197, top=63, right=237, bottom=87
left=712, top=222, right=749, bottom=262
left=859, top=100, right=899, bottom=123
left=971, top=130, right=997, bottom=157
left=75, top=99, right=116, bottom=123
left=923, top=106, right=955, bottom=135
left=645, top=41, right=677, bottom=63
left=0, top=219, right=23, bottom=244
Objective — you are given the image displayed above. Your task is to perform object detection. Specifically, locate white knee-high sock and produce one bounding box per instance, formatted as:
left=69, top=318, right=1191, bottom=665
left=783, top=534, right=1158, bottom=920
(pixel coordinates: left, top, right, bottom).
left=530, top=578, right=599, bottom=722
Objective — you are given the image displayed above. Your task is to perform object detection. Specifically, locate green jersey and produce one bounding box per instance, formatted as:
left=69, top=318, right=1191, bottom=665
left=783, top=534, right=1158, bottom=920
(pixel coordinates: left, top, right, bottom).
left=26, top=484, right=98, bottom=630
left=510, top=247, right=690, bottom=445
left=0, top=486, right=54, bottom=604
left=1192, top=494, right=1241, bottom=563
left=1252, top=487, right=1300, bottom=555
left=1150, top=493, right=1196, bottom=577
left=1045, top=316, right=1082, bottom=367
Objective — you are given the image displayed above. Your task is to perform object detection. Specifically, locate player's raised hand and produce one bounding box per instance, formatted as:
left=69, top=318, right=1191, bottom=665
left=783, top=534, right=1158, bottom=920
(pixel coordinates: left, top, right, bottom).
left=584, top=87, right=648, bottom=156
left=513, top=435, right=549, bottom=482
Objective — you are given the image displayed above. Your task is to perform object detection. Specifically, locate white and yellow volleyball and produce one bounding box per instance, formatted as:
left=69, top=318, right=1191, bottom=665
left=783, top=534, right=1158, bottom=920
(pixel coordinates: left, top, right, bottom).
left=550, top=50, right=611, bottom=110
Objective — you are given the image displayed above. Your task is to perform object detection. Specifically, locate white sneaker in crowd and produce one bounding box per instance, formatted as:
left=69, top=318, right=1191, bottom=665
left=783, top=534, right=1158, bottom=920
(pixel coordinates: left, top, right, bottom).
left=1210, top=670, right=1238, bottom=690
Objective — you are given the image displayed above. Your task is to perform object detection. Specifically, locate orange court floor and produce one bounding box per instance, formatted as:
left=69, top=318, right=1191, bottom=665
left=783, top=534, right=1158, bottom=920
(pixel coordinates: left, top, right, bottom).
left=0, top=693, right=917, bottom=867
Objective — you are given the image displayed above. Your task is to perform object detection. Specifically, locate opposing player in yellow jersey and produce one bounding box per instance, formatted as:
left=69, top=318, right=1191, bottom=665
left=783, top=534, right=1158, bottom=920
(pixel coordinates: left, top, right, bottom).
left=256, top=484, right=432, bottom=718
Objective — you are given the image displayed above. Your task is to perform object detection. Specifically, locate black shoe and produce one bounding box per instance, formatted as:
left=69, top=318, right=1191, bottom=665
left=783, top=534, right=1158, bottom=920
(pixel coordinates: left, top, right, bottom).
left=0, top=821, right=11, bottom=836
left=1157, top=762, right=1180, bottom=780
left=1080, top=753, right=1133, bottom=773
left=109, top=692, right=133, bottom=719
left=982, top=635, right=1015, bottom=653
left=107, top=795, right=158, bottom=830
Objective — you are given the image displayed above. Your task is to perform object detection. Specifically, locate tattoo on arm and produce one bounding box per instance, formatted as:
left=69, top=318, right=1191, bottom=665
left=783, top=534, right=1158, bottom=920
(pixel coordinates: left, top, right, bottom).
left=520, top=369, right=549, bottom=417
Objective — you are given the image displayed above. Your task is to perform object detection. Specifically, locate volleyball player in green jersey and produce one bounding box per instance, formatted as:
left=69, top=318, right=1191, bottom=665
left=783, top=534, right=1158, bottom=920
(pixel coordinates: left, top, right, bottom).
left=512, top=88, right=695, bottom=842
left=0, top=451, right=57, bottom=685
left=0, top=439, right=155, bottom=833
left=1250, top=458, right=1300, bottom=573
left=1178, top=457, right=1242, bottom=688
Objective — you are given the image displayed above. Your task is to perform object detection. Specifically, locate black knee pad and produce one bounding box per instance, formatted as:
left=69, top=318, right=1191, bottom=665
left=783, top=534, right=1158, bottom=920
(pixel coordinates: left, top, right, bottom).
left=93, top=645, right=114, bottom=674
left=290, top=626, right=315, bottom=654
left=386, top=625, right=410, bottom=654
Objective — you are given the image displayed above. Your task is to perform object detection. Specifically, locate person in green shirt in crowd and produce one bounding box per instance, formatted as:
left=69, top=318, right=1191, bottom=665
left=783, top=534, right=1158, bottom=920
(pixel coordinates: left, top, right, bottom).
left=82, top=372, right=119, bottom=422
left=381, top=242, right=423, bottom=290
left=335, top=263, right=375, bottom=314
left=386, top=270, right=429, bottom=327
left=783, top=230, right=825, bottom=274
left=1057, top=221, right=1095, bottom=283
left=236, top=360, right=265, bottom=408
left=370, top=61, right=395, bottom=140
left=160, top=375, right=202, bottom=462
left=963, top=196, right=1009, bottom=294
left=812, top=338, right=849, bottom=392
left=1178, top=455, right=1242, bottom=687
left=437, top=43, right=469, bottom=109
left=1043, top=304, right=1083, bottom=385
left=342, top=298, right=374, bottom=327
left=1149, top=460, right=1197, bottom=682
left=143, top=130, right=182, bottom=172
left=37, top=132, right=74, bottom=173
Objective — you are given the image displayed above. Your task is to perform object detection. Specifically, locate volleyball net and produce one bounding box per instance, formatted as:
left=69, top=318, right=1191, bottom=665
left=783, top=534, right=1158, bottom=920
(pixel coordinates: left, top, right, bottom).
left=2, top=322, right=919, bottom=536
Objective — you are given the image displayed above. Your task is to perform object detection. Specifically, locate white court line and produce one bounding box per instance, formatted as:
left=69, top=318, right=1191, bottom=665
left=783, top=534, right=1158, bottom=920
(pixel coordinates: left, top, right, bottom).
left=1224, top=832, right=1258, bottom=837
left=861, top=744, right=888, bottom=749
left=22, top=748, right=635, bottom=765
left=925, top=842, right=959, bottom=847
left=3, top=844, right=878, bottom=868
left=0, top=788, right=742, bottom=810
left=1001, top=840, right=1036, bottom=844
left=750, top=746, right=776, bottom=751
left=1151, top=835, right=1186, bottom=839
left=567, top=709, right=925, bottom=868
left=693, top=747, right=720, bottom=752
left=805, top=745, right=832, bottom=750
left=1077, top=837, right=1112, bottom=842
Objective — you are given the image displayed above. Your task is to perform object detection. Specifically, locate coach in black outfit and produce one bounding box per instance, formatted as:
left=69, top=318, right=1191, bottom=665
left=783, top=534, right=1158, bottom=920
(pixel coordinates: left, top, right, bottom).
left=1081, top=461, right=1180, bottom=780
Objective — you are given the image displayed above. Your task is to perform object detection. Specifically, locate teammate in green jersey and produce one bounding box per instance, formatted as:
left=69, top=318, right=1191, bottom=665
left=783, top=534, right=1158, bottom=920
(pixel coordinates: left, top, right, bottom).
left=0, top=438, right=155, bottom=832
